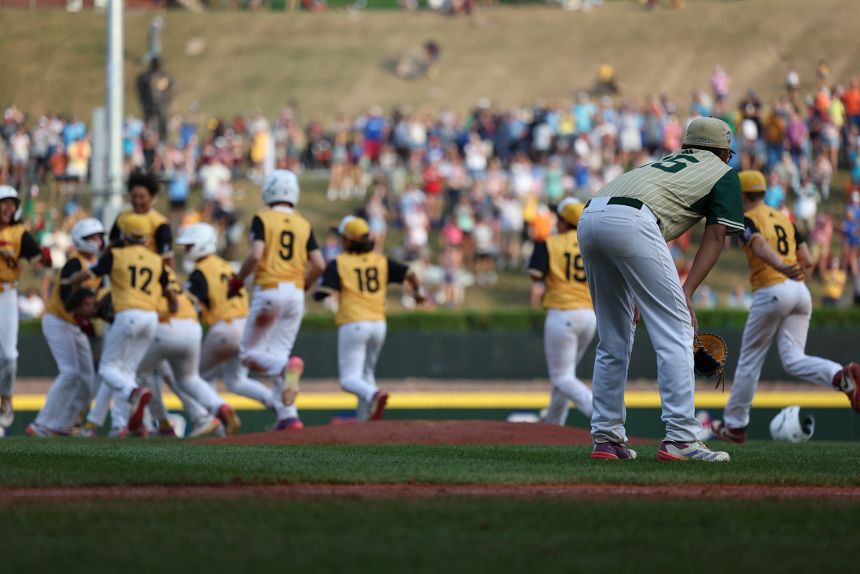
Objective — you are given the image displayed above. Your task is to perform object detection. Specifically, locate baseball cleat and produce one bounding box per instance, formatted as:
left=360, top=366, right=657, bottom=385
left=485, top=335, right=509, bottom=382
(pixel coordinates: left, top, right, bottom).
left=217, top=403, right=242, bottom=436
left=0, top=396, right=14, bottom=428
left=833, top=363, right=860, bottom=413
left=657, top=441, right=730, bottom=462
left=275, top=417, right=304, bottom=431
left=189, top=416, right=224, bottom=438
left=590, top=441, right=637, bottom=460
left=368, top=390, right=389, bottom=421
left=127, top=387, right=153, bottom=433
left=282, top=356, right=304, bottom=407
left=710, top=420, right=748, bottom=444
left=25, top=423, right=60, bottom=437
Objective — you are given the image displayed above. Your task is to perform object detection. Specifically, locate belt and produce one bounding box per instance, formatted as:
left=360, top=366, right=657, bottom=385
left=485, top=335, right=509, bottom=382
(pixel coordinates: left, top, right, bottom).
left=585, top=197, right=644, bottom=210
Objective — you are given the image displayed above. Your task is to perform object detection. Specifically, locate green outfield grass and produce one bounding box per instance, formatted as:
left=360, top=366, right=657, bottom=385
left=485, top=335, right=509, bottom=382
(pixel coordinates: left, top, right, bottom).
left=1, top=440, right=859, bottom=487
left=2, top=497, right=858, bottom=573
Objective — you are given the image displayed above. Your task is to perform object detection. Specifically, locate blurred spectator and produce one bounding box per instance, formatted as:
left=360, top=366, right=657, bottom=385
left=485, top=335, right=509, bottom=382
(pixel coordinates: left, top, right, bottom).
left=726, top=285, right=752, bottom=310
left=822, top=256, right=846, bottom=306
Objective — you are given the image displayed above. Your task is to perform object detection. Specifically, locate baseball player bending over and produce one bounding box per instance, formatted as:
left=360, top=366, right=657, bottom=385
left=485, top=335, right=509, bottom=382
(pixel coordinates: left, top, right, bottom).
left=528, top=199, right=595, bottom=426
left=711, top=170, right=860, bottom=443
left=228, top=170, right=325, bottom=430
left=0, top=185, right=52, bottom=433
left=67, top=214, right=177, bottom=434
left=178, top=222, right=294, bottom=431
left=27, top=218, right=105, bottom=436
left=314, top=216, right=425, bottom=421
left=579, top=117, right=743, bottom=462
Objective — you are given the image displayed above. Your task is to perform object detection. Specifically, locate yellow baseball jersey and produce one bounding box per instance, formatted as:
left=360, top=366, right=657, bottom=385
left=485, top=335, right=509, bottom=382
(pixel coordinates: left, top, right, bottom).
left=111, top=209, right=173, bottom=257
left=250, top=207, right=318, bottom=289
left=90, top=244, right=168, bottom=313
left=318, top=252, right=409, bottom=326
left=46, top=253, right=102, bottom=324
left=823, top=268, right=847, bottom=300
left=742, top=204, right=802, bottom=292
left=0, top=223, right=41, bottom=282
left=157, top=267, right=198, bottom=322
left=188, top=255, right=249, bottom=326
left=528, top=231, right=592, bottom=310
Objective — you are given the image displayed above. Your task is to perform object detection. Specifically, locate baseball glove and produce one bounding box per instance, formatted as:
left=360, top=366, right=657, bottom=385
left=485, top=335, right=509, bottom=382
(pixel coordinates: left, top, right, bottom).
left=694, top=333, right=727, bottom=391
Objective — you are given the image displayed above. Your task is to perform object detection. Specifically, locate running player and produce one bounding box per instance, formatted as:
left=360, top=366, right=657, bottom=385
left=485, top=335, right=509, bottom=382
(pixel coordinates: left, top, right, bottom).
left=314, top=216, right=425, bottom=421
left=0, top=185, right=52, bottom=433
left=528, top=198, right=595, bottom=426
left=27, top=218, right=105, bottom=436
left=67, top=214, right=175, bottom=433
left=711, top=171, right=860, bottom=443
left=578, top=117, right=743, bottom=462
left=177, top=223, right=297, bottom=428
left=136, top=266, right=242, bottom=436
left=228, top=170, right=325, bottom=429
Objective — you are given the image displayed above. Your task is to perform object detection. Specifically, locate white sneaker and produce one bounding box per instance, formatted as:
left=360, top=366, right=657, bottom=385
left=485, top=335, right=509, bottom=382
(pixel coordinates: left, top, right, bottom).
left=657, top=440, right=730, bottom=462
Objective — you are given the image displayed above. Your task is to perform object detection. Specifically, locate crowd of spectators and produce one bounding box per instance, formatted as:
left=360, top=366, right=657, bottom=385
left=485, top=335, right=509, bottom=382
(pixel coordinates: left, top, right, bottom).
left=3, top=62, right=860, bottom=309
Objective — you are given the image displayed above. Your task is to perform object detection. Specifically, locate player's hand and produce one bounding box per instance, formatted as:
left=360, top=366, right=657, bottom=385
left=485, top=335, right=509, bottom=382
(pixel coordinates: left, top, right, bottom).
left=227, top=275, right=245, bottom=298
left=74, top=314, right=95, bottom=338
left=39, top=247, right=52, bottom=268
left=685, top=292, right=699, bottom=336
left=776, top=262, right=803, bottom=280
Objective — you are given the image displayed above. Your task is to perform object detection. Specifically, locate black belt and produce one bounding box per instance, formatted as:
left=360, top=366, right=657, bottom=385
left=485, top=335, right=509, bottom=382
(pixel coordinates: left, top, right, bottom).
left=584, top=197, right=644, bottom=210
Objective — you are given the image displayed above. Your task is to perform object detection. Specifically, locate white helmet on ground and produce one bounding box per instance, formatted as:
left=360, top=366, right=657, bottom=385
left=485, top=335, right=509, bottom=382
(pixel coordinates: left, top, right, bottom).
left=769, top=405, right=815, bottom=443
left=71, top=218, right=106, bottom=255
left=262, top=169, right=300, bottom=206
left=176, top=222, right=218, bottom=261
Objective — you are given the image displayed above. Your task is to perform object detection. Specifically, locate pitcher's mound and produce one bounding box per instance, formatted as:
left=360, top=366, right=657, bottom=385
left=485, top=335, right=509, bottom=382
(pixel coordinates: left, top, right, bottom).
left=208, top=420, right=596, bottom=446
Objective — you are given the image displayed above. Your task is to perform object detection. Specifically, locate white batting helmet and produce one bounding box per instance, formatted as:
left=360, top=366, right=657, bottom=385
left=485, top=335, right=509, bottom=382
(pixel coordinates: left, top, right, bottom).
left=769, top=406, right=815, bottom=443
left=261, top=169, right=300, bottom=206
left=176, top=222, right=218, bottom=262
left=71, top=218, right=106, bottom=255
left=0, top=185, right=19, bottom=204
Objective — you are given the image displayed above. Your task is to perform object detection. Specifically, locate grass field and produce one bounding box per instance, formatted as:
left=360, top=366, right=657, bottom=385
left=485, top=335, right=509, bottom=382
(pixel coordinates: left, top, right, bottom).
left=2, top=497, right=857, bottom=573
left=1, top=439, right=859, bottom=573
left=1, top=439, right=859, bottom=486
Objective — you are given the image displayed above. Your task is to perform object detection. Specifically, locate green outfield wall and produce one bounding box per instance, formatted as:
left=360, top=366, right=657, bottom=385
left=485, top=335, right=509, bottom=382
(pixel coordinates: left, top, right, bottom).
left=16, top=308, right=860, bottom=381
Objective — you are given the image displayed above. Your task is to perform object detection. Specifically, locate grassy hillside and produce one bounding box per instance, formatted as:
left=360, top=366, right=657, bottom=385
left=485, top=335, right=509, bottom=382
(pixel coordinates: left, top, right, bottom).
left=1, top=1, right=859, bottom=119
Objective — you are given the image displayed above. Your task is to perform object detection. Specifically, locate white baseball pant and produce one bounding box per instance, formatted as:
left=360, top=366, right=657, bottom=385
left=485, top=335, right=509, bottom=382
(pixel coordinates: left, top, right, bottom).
left=157, top=360, right=209, bottom=423
left=137, top=319, right=226, bottom=416
left=723, top=280, right=843, bottom=429
left=201, top=317, right=292, bottom=419
left=240, top=282, right=305, bottom=420
left=338, top=320, right=386, bottom=420
left=542, top=308, right=596, bottom=425
left=34, top=313, right=97, bottom=433
left=0, top=285, right=19, bottom=397
left=578, top=197, right=701, bottom=443
left=99, top=309, right=158, bottom=399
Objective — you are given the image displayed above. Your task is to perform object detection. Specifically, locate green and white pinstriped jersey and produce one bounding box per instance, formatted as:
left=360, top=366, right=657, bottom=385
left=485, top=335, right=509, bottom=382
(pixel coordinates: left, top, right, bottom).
left=595, top=148, right=744, bottom=241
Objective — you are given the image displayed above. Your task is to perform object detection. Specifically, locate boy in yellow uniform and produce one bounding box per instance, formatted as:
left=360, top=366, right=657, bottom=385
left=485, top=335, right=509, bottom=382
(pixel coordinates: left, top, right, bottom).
left=711, top=171, right=860, bottom=443
left=0, top=185, right=52, bottom=432
left=229, top=170, right=325, bottom=430
left=178, top=223, right=294, bottom=428
left=68, top=214, right=176, bottom=434
left=109, top=171, right=174, bottom=262
left=27, top=218, right=105, bottom=436
left=314, top=216, right=425, bottom=421
left=528, top=198, right=595, bottom=427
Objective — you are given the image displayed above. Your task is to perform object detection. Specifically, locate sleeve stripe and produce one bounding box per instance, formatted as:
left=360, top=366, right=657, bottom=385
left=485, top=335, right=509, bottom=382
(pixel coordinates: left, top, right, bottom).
left=717, top=218, right=744, bottom=229
left=527, top=268, right=545, bottom=279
